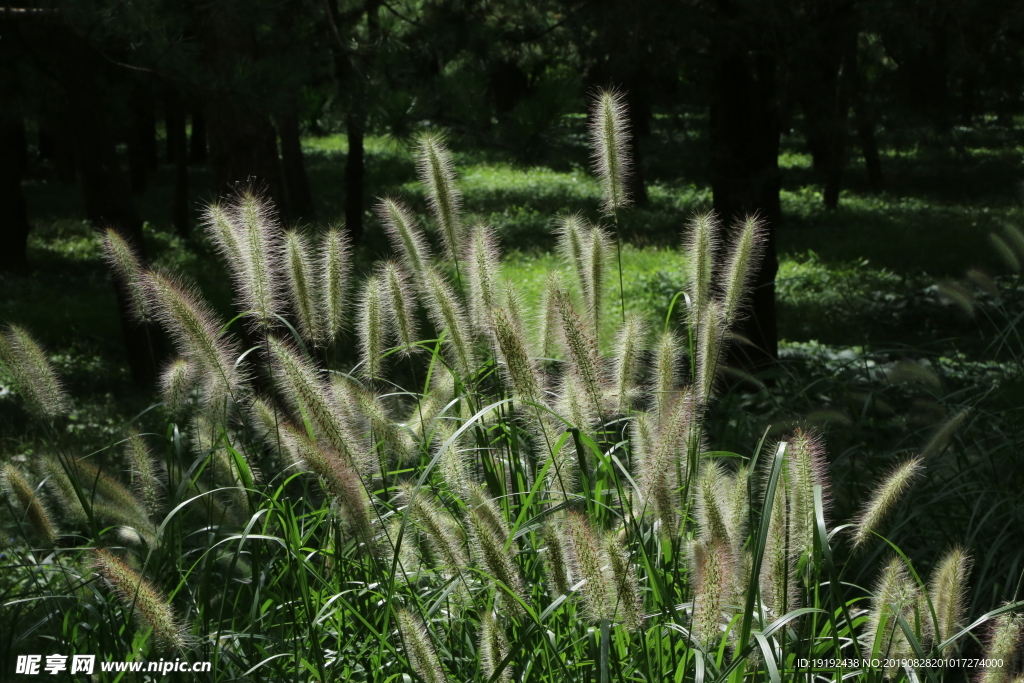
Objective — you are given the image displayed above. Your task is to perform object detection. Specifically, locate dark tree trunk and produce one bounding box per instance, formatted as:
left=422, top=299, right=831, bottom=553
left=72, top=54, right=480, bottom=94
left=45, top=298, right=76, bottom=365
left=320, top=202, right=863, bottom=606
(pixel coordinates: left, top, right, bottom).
left=709, top=46, right=781, bottom=367
left=128, top=83, right=158, bottom=195
left=0, top=118, right=31, bottom=273
left=189, top=99, right=207, bottom=164
left=205, top=97, right=283, bottom=204
left=278, top=106, right=313, bottom=217
left=851, top=40, right=884, bottom=192
left=344, top=113, right=365, bottom=243
left=166, top=89, right=190, bottom=237
left=165, top=89, right=184, bottom=166
left=40, top=109, right=76, bottom=183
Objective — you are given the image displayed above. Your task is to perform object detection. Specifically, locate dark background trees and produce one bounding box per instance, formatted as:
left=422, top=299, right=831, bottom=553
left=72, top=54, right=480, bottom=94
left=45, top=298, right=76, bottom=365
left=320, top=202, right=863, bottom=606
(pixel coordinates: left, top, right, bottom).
left=2, top=0, right=1024, bottom=381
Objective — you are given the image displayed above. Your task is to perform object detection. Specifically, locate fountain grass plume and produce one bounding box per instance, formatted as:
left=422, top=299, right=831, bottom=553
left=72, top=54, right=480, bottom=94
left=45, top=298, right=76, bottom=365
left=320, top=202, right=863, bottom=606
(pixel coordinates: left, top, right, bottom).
left=604, top=529, right=643, bottom=630
left=718, top=215, right=766, bottom=325
left=467, top=485, right=527, bottom=611
left=920, top=407, right=972, bottom=459
left=493, top=307, right=544, bottom=409
left=864, top=555, right=917, bottom=659
left=928, top=546, right=971, bottom=651
left=759, top=478, right=793, bottom=622
left=423, top=266, right=476, bottom=377
left=612, top=313, right=646, bottom=413
left=432, top=420, right=470, bottom=495
left=652, top=330, right=681, bottom=421
left=145, top=270, right=241, bottom=406
left=590, top=88, right=632, bottom=217
left=465, top=222, right=502, bottom=337
left=357, top=272, right=389, bottom=381
left=565, top=511, right=615, bottom=623
left=2, top=463, right=58, bottom=545
left=786, top=428, right=830, bottom=559
left=541, top=519, right=572, bottom=597
left=266, top=335, right=368, bottom=473
left=399, top=483, right=468, bottom=573
left=125, top=429, right=163, bottom=517
left=38, top=456, right=87, bottom=525
left=102, top=228, right=150, bottom=320
left=229, top=189, right=282, bottom=331
left=381, top=260, right=419, bottom=357
left=553, top=284, right=606, bottom=420
left=65, top=456, right=149, bottom=522
left=537, top=273, right=563, bottom=360
left=691, top=537, right=733, bottom=646
left=417, top=132, right=464, bottom=261
left=694, top=300, right=726, bottom=403
left=318, top=226, right=352, bottom=344
left=584, top=223, right=613, bottom=336
left=377, top=197, right=433, bottom=282
left=350, top=382, right=414, bottom=464
left=852, top=456, right=924, bottom=548
left=979, top=610, right=1023, bottom=683
left=695, top=460, right=733, bottom=548
left=160, top=358, right=194, bottom=416
left=479, top=609, right=511, bottom=683
left=0, top=324, right=69, bottom=420
left=93, top=549, right=188, bottom=652
left=397, top=608, right=446, bottom=683
left=555, top=213, right=590, bottom=297
left=282, top=229, right=322, bottom=345
left=280, top=422, right=375, bottom=545
left=684, top=212, right=720, bottom=315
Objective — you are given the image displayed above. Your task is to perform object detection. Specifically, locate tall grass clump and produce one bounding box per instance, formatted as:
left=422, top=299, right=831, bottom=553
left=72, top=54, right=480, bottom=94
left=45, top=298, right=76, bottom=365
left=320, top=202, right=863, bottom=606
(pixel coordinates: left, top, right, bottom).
left=2, top=91, right=1021, bottom=683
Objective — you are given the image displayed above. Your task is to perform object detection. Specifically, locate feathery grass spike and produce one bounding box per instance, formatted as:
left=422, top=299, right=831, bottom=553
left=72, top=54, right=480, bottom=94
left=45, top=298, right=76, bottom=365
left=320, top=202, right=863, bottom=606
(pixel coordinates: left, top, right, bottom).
left=423, top=267, right=476, bottom=377
left=377, top=198, right=432, bottom=280
left=584, top=223, right=612, bottom=334
left=612, top=313, right=646, bottom=413
left=684, top=212, right=720, bottom=315
left=719, top=215, right=766, bottom=325
left=0, top=325, right=69, bottom=419
left=381, top=260, right=419, bottom=356
left=2, top=464, right=58, bottom=545
left=319, top=227, right=352, bottom=343
left=93, top=549, right=188, bottom=651
left=417, top=133, right=463, bottom=259
left=125, top=429, right=163, bottom=516
left=605, top=530, right=643, bottom=630
left=102, top=228, right=150, bottom=320
left=397, top=608, right=446, bottom=683
left=590, top=88, right=632, bottom=216
left=231, top=190, right=281, bottom=331
left=787, top=429, right=830, bottom=558
left=357, top=274, right=388, bottom=381
left=282, top=229, right=322, bottom=345
left=929, top=547, right=971, bottom=651
left=853, top=457, right=924, bottom=548
left=465, top=222, right=502, bottom=336
left=566, top=511, right=613, bottom=623
left=652, top=330, right=681, bottom=420
left=979, top=610, right=1023, bottom=683
left=146, top=271, right=239, bottom=406
left=920, top=407, right=972, bottom=459
left=159, top=358, right=193, bottom=415
left=556, top=213, right=590, bottom=298
left=479, top=610, right=511, bottom=683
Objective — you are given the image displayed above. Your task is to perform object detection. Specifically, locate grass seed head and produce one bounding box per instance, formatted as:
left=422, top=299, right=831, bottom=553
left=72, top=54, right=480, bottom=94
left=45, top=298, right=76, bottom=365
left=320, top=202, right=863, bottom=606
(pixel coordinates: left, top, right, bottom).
left=357, top=273, right=389, bottom=381
left=396, top=608, right=446, bottom=683
left=381, top=260, right=420, bottom=357
left=691, top=538, right=733, bottom=646
left=229, top=189, right=282, bottom=332
left=465, top=222, right=502, bottom=337
left=318, top=226, right=352, bottom=344
left=377, top=197, right=433, bottom=281
left=718, top=215, right=766, bottom=325
left=786, top=428, right=830, bottom=559
left=928, top=546, right=972, bottom=651
left=604, top=530, right=643, bottom=630
left=159, top=358, right=194, bottom=416
left=541, top=519, right=572, bottom=597
left=479, top=609, right=511, bottom=683
left=2, top=464, right=58, bottom=545
left=93, top=549, right=188, bottom=652
left=590, top=88, right=632, bottom=216
left=423, top=266, right=476, bottom=377
left=125, top=429, right=163, bottom=517
left=102, top=227, right=150, bottom=320
left=0, top=325, right=69, bottom=420
left=417, top=132, right=464, bottom=260
left=979, top=610, right=1023, bottom=683
left=282, top=228, right=323, bottom=345
left=565, top=511, right=614, bottom=623
left=853, top=456, right=924, bottom=548
left=612, top=313, right=647, bottom=413
left=684, top=212, right=721, bottom=315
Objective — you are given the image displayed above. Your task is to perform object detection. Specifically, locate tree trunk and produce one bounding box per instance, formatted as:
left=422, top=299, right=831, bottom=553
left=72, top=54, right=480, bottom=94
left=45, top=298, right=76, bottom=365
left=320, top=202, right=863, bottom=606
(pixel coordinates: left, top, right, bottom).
left=129, top=82, right=158, bottom=195
left=344, top=113, right=365, bottom=243
left=710, top=46, right=781, bottom=367
left=166, top=89, right=190, bottom=237
left=0, top=118, right=30, bottom=273
left=188, top=99, right=207, bottom=164
left=278, top=106, right=314, bottom=217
